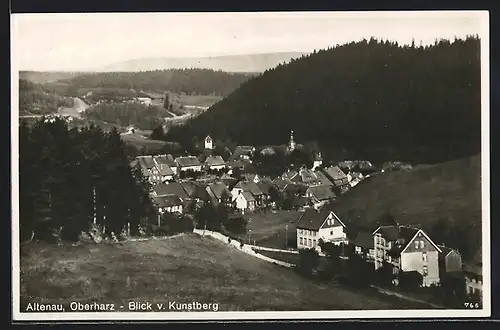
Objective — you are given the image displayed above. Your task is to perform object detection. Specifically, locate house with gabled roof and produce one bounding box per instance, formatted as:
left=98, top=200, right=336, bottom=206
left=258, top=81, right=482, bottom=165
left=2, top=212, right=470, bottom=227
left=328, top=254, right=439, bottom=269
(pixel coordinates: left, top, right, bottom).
left=152, top=194, right=183, bottom=214
left=437, top=244, right=463, bottom=275
left=206, top=182, right=231, bottom=205
left=175, top=156, right=202, bottom=173
left=297, top=168, right=323, bottom=186
left=230, top=180, right=264, bottom=205
left=305, top=185, right=336, bottom=208
left=372, top=224, right=442, bottom=287
left=230, top=146, right=255, bottom=162
left=296, top=208, right=348, bottom=250
left=235, top=191, right=256, bottom=212
left=204, top=155, right=226, bottom=171
left=354, top=231, right=375, bottom=260
left=322, top=166, right=350, bottom=192
left=463, top=249, right=482, bottom=301
left=151, top=182, right=189, bottom=201
left=314, top=170, right=334, bottom=186
left=154, top=154, right=178, bottom=175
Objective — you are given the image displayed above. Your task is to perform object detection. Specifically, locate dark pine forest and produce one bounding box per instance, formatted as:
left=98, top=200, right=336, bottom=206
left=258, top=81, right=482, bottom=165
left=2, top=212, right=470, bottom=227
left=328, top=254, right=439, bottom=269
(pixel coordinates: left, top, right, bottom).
left=165, top=36, right=481, bottom=164
left=19, top=119, right=156, bottom=243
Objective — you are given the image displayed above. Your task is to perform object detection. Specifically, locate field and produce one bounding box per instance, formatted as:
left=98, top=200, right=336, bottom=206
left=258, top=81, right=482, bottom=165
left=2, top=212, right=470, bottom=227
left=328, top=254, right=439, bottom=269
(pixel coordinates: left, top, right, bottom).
left=239, top=211, right=302, bottom=249
left=333, top=154, right=482, bottom=262
left=20, top=233, right=431, bottom=311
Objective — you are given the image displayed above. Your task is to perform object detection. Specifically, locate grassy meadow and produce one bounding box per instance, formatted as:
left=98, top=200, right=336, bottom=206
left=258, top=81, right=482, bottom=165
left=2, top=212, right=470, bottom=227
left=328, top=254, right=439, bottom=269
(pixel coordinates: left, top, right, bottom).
left=20, top=233, right=432, bottom=312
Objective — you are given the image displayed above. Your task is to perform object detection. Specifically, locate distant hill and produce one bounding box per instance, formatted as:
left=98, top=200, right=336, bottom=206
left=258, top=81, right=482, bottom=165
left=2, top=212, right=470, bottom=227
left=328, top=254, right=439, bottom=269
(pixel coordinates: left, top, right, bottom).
left=98, top=52, right=309, bottom=73
left=19, top=71, right=86, bottom=84
left=51, top=69, right=257, bottom=97
left=165, top=36, right=481, bottom=165
left=331, top=154, right=482, bottom=262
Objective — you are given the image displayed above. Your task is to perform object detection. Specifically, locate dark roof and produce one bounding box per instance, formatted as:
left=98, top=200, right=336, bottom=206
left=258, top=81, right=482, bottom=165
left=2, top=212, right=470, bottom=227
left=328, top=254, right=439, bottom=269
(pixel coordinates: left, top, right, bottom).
left=297, top=208, right=344, bottom=231
left=240, top=191, right=255, bottom=202
left=205, top=135, right=212, bottom=141
left=314, top=171, right=334, bottom=186
left=179, top=180, right=201, bottom=198
left=299, top=169, right=322, bottom=184
left=256, top=181, right=274, bottom=195
left=152, top=194, right=183, bottom=208
left=234, top=181, right=263, bottom=196
left=373, top=225, right=418, bottom=243
left=272, top=178, right=289, bottom=191
left=175, top=156, right=202, bottom=167
left=284, top=183, right=308, bottom=195
left=437, top=245, right=460, bottom=258
left=354, top=232, right=374, bottom=249
left=153, top=182, right=188, bottom=200
left=137, top=155, right=155, bottom=169
left=205, top=155, right=226, bottom=166
left=282, top=171, right=298, bottom=181
left=154, top=155, right=177, bottom=167
left=207, top=182, right=230, bottom=199
left=306, top=185, right=336, bottom=201
left=157, top=164, right=174, bottom=176
left=324, top=166, right=348, bottom=181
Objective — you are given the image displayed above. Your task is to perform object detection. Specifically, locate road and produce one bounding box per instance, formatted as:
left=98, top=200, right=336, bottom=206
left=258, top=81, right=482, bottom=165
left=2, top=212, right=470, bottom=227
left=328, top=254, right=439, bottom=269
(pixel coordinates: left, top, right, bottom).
left=58, top=97, right=89, bottom=118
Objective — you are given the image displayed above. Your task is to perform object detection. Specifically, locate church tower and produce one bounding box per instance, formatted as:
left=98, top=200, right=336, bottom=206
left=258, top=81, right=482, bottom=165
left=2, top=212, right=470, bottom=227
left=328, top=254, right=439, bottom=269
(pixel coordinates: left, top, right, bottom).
left=312, top=151, right=323, bottom=170
left=288, top=130, right=296, bottom=152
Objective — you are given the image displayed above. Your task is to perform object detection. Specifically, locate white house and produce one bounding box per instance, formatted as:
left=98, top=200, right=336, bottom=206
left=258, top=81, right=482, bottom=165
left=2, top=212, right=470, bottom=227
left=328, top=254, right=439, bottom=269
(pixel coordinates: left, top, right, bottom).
left=296, top=208, right=348, bottom=251
left=235, top=191, right=256, bottom=212
left=347, top=171, right=364, bottom=187
left=136, top=97, right=152, bottom=105
left=204, top=155, right=226, bottom=171
left=204, top=135, right=213, bottom=150
left=175, top=156, right=203, bottom=172
left=152, top=195, right=183, bottom=214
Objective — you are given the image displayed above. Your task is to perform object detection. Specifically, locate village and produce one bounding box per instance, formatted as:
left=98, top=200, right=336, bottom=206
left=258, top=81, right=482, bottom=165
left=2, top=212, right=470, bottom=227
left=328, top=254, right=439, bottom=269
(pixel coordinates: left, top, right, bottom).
left=131, top=130, right=483, bottom=308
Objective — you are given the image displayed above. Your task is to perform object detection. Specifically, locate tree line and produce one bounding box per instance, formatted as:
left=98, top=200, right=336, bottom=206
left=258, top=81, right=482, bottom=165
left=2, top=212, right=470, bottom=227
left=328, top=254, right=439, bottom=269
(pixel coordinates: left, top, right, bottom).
left=19, top=79, right=75, bottom=115
left=83, top=102, right=168, bottom=130
left=53, top=69, right=255, bottom=97
left=165, top=36, right=481, bottom=165
left=19, top=118, right=156, bottom=243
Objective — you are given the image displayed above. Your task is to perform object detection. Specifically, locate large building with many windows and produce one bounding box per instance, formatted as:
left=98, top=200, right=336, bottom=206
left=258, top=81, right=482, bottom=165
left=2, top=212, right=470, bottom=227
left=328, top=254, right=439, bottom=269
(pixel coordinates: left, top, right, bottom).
left=296, top=208, right=348, bottom=250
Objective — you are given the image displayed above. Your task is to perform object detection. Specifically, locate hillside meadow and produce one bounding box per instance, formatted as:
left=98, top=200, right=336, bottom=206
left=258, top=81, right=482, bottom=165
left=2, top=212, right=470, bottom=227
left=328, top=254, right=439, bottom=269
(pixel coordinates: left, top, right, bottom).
left=20, top=234, right=430, bottom=312
left=331, top=154, right=482, bottom=262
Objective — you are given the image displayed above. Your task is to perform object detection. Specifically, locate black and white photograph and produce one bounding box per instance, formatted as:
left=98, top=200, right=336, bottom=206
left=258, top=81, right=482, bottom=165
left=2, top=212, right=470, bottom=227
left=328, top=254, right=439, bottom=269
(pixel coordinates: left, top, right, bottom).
left=11, top=11, right=490, bottom=321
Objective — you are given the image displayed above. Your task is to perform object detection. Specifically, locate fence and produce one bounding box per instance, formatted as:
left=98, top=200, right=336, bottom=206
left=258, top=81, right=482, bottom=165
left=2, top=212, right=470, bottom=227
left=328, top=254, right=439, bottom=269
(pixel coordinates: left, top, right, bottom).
left=192, top=228, right=294, bottom=268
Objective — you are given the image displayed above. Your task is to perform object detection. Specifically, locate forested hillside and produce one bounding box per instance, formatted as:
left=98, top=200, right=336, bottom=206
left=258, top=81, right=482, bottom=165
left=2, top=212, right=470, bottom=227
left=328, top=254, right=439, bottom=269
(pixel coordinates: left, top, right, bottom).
left=19, top=119, right=156, bottom=242
left=166, top=36, right=481, bottom=164
left=83, top=102, right=169, bottom=130
left=19, top=79, right=74, bottom=115
left=54, top=69, right=256, bottom=96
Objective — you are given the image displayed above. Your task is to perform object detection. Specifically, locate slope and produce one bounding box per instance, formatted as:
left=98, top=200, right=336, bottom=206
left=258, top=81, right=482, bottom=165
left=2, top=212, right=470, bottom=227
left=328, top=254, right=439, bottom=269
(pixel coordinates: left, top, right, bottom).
left=330, top=154, right=482, bottom=262
left=20, top=233, right=429, bottom=311
left=166, top=37, right=481, bottom=165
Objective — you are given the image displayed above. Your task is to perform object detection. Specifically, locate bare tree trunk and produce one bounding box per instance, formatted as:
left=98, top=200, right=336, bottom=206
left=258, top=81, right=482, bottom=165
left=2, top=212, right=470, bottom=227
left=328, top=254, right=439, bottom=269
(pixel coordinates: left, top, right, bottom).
left=21, top=230, right=35, bottom=245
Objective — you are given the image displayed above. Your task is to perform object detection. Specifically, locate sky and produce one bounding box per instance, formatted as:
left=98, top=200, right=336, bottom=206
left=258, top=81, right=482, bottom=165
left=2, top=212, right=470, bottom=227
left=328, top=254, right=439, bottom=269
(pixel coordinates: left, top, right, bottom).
left=11, top=11, right=487, bottom=71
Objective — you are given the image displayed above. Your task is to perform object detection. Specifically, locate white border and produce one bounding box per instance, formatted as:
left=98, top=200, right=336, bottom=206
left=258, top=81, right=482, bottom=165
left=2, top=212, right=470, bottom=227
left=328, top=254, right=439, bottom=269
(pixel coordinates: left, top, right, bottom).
left=11, top=10, right=491, bottom=321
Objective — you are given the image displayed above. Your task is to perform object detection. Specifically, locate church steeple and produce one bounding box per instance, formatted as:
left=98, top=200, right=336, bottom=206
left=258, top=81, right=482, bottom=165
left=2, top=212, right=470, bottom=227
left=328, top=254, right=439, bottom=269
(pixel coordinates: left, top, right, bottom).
left=289, top=129, right=296, bottom=151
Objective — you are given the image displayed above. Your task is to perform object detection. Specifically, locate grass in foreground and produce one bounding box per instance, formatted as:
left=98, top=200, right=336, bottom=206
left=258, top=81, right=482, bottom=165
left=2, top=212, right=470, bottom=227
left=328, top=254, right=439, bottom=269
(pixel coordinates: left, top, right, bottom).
left=20, top=233, right=431, bottom=312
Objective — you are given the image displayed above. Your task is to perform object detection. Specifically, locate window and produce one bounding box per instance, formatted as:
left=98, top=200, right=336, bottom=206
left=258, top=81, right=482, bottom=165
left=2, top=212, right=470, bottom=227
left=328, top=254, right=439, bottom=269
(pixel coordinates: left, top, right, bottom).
left=330, top=230, right=333, bottom=235
left=414, top=241, right=419, bottom=249
left=313, top=239, right=317, bottom=247
left=420, top=241, right=425, bottom=248
left=422, top=252, right=428, bottom=262
left=423, top=265, right=428, bottom=276
left=308, top=239, right=312, bottom=247
left=299, top=237, right=303, bottom=246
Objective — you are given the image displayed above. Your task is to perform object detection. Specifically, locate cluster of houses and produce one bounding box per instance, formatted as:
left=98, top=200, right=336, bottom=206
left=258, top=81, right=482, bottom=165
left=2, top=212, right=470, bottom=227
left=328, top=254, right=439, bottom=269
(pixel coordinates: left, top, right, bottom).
left=131, top=131, right=481, bottom=298
left=131, top=132, right=372, bottom=217
left=294, top=206, right=482, bottom=298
